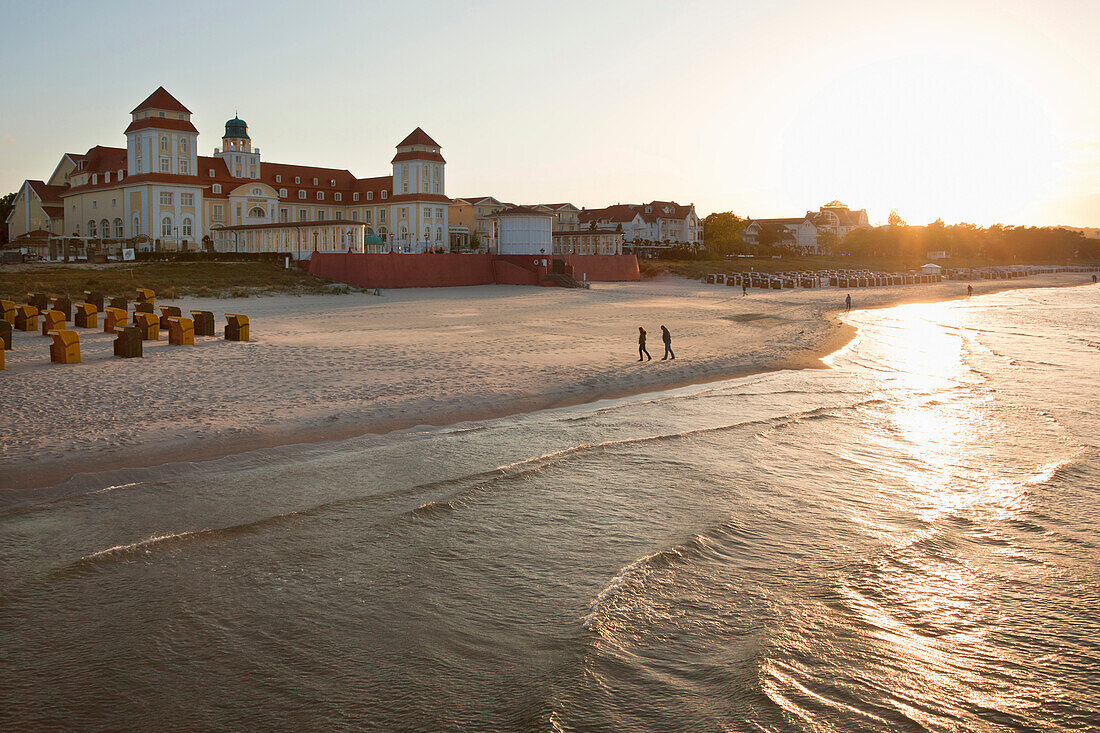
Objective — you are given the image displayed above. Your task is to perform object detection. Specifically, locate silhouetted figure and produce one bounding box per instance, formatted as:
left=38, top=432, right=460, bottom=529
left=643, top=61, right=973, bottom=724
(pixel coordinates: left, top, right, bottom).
left=661, top=325, right=675, bottom=360
left=638, top=327, right=651, bottom=361
left=742, top=282, right=748, bottom=296
left=1093, top=275, right=1097, bottom=283
left=845, top=293, right=851, bottom=312
left=967, top=284, right=973, bottom=297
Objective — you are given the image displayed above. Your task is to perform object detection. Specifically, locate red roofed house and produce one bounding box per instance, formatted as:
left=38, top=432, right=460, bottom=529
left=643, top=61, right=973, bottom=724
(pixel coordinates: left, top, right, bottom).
left=7, top=87, right=451, bottom=256
left=577, top=201, right=701, bottom=252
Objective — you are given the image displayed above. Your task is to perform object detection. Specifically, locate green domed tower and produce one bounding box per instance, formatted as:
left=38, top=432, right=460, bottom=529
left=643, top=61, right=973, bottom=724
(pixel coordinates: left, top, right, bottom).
left=222, top=115, right=251, bottom=152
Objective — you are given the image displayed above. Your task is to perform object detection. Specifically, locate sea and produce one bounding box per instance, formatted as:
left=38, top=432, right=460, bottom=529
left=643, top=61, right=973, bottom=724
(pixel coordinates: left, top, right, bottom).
left=1, top=284, right=1098, bottom=732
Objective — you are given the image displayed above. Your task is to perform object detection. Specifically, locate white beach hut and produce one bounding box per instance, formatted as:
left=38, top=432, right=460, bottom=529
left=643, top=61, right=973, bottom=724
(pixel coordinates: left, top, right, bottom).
left=920, top=263, right=943, bottom=275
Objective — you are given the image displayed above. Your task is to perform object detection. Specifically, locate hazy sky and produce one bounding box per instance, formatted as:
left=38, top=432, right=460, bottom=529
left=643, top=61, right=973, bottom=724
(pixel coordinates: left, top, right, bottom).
left=2, top=0, right=1097, bottom=226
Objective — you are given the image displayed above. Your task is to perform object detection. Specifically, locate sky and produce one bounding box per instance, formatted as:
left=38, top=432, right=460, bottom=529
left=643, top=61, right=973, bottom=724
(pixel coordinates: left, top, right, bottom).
left=1, top=0, right=1097, bottom=227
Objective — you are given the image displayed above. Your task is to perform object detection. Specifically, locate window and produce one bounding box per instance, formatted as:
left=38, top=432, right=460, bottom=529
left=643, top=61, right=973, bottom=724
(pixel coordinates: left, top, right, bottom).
left=277, top=188, right=285, bottom=197
left=99, top=218, right=109, bottom=236
left=180, top=159, right=189, bottom=174
left=279, top=208, right=289, bottom=222
left=252, top=188, right=262, bottom=196
left=111, top=198, right=117, bottom=207
left=114, top=218, right=123, bottom=238
left=161, top=216, right=172, bottom=237
left=236, top=204, right=242, bottom=219
left=92, top=174, right=98, bottom=185
left=366, top=191, right=373, bottom=201
left=334, top=193, right=341, bottom=202
left=330, top=179, right=336, bottom=187
left=181, top=193, right=194, bottom=207
left=335, top=211, right=343, bottom=221
left=436, top=208, right=444, bottom=218
left=364, top=210, right=371, bottom=223
left=136, top=156, right=143, bottom=173
left=353, top=192, right=359, bottom=201
left=105, top=172, right=111, bottom=183
left=160, top=158, right=170, bottom=173
left=160, top=136, right=169, bottom=152
left=312, top=178, right=318, bottom=185
left=295, top=176, right=300, bottom=184
left=402, top=181, right=408, bottom=193
left=180, top=138, right=188, bottom=152
left=298, top=190, right=306, bottom=199
left=88, top=220, right=97, bottom=236
left=213, top=204, right=224, bottom=221
left=182, top=218, right=192, bottom=237
left=298, top=209, right=307, bottom=221
left=212, top=184, right=221, bottom=194
left=316, top=191, right=324, bottom=201
left=317, top=210, right=326, bottom=221
left=248, top=206, right=265, bottom=218
left=208, top=168, right=215, bottom=177
left=350, top=211, right=357, bottom=221
left=160, top=192, right=173, bottom=205
left=275, top=175, right=282, bottom=183
left=92, top=200, right=98, bottom=209
left=381, top=191, right=387, bottom=199
left=379, top=209, right=386, bottom=224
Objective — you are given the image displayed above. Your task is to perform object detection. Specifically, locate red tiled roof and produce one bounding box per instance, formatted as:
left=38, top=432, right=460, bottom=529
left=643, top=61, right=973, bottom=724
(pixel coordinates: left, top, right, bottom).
left=124, top=117, right=199, bottom=134
left=131, top=87, right=191, bottom=115
left=390, top=150, right=446, bottom=163
left=579, top=204, right=641, bottom=224
left=750, top=217, right=810, bottom=226
left=28, top=180, right=66, bottom=203
left=396, top=127, right=440, bottom=148
left=18, top=229, right=53, bottom=239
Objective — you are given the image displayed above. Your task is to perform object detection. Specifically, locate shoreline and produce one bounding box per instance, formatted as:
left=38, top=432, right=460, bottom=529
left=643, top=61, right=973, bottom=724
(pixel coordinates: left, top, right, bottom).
left=3, top=274, right=1093, bottom=493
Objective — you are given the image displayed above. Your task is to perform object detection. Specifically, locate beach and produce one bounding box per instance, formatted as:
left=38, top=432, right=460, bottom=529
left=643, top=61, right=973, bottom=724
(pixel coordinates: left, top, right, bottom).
left=0, top=272, right=1092, bottom=491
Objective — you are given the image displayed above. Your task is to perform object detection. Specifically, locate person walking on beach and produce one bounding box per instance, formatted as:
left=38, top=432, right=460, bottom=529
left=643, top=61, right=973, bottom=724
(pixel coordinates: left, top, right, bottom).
left=742, top=282, right=748, bottom=296
left=661, top=325, right=675, bottom=360
left=967, top=284, right=973, bottom=297
left=845, top=293, right=852, bottom=312
left=638, top=327, right=651, bottom=361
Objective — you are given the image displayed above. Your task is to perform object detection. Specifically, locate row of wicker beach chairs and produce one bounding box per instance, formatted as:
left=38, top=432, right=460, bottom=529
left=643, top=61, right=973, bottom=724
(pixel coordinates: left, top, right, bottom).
left=705, top=270, right=943, bottom=289
left=0, top=288, right=248, bottom=370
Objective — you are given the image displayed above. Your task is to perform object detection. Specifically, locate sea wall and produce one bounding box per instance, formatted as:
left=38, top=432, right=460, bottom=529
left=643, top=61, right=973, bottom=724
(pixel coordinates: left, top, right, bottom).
left=307, top=253, right=639, bottom=288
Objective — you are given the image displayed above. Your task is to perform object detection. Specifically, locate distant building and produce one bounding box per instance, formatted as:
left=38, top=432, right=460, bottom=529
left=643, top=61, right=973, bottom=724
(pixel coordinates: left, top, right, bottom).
left=742, top=217, right=820, bottom=253
left=577, top=201, right=701, bottom=250
left=531, top=203, right=582, bottom=232
left=810, top=201, right=870, bottom=240
left=7, top=87, right=451, bottom=256
left=552, top=230, right=623, bottom=255
left=744, top=201, right=871, bottom=254
left=450, top=195, right=508, bottom=251
left=493, top=206, right=553, bottom=255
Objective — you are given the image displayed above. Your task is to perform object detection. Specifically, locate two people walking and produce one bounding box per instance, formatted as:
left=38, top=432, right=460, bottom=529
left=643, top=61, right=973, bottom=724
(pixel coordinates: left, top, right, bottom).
left=638, top=326, right=674, bottom=361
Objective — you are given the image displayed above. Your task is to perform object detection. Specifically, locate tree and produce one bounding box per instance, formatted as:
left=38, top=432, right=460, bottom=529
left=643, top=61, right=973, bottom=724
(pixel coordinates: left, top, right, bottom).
left=888, top=209, right=907, bottom=227
left=0, top=191, right=16, bottom=246
left=816, top=229, right=839, bottom=254
left=702, top=211, right=749, bottom=256
left=589, top=220, right=598, bottom=231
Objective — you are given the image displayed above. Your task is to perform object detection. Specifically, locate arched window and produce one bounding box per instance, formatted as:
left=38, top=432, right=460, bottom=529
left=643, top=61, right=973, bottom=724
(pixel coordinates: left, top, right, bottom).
left=101, top=219, right=110, bottom=239
left=160, top=135, right=169, bottom=152
left=248, top=206, right=265, bottom=218
left=436, top=227, right=442, bottom=242
left=162, top=216, right=173, bottom=237
left=182, top=218, right=193, bottom=237
left=88, top=220, right=97, bottom=237
left=133, top=215, right=141, bottom=235
left=114, top=218, right=123, bottom=238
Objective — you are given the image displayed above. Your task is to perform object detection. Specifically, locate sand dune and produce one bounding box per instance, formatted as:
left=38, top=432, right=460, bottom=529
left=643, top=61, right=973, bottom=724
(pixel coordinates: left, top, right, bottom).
left=1, top=273, right=1091, bottom=491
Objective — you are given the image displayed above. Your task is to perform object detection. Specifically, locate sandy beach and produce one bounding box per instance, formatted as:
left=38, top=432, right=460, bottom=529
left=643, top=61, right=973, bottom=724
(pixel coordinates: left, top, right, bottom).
left=1, top=273, right=1092, bottom=491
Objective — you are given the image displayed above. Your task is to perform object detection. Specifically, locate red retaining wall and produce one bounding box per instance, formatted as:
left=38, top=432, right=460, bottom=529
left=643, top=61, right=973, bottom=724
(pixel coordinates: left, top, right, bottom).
left=560, top=254, right=640, bottom=282
left=307, top=252, right=640, bottom=289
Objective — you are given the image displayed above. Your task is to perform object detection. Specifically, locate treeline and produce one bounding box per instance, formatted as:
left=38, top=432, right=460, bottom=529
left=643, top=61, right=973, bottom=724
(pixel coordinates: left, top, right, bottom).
left=701, top=211, right=1099, bottom=263
left=844, top=221, right=1098, bottom=262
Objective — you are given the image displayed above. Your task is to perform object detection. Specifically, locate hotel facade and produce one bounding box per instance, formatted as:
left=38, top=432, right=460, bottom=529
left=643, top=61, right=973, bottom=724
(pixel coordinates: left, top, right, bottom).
left=6, top=87, right=451, bottom=256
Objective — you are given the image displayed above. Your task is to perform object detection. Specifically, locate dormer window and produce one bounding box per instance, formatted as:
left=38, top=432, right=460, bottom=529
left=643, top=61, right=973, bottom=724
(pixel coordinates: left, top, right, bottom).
left=275, top=175, right=281, bottom=183
left=92, top=174, right=97, bottom=184
left=298, top=190, right=306, bottom=199
left=317, top=191, right=324, bottom=201
left=313, top=178, right=318, bottom=185
left=330, top=179, right=336, bottom=187
left=105, top=172, right=111, bottom=183
left=295, top=176, right=300, bottom=184
left=381, top=191, right=387, bottom=199
left=279, top=188, right=287, bottom=197
left=366, top=192, right=372, bottom=201
left=334, top=193, right=341, bottom=202
left=353, top=193, right=359, bottom=201
left=212, top=184, right=221, bottom=194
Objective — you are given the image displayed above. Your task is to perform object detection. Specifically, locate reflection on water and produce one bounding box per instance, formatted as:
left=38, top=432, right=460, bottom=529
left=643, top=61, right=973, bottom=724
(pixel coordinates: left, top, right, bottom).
left=1, top=286, right=1098, bottom=732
